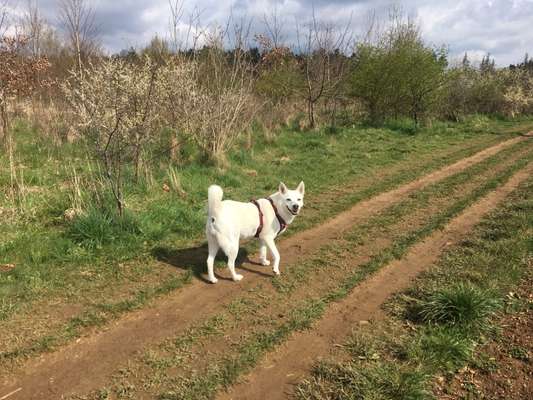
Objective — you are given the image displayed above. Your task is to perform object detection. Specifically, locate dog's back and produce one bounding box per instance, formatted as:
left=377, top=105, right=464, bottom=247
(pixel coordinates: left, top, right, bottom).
left=207, top=185, right=260, bottom=240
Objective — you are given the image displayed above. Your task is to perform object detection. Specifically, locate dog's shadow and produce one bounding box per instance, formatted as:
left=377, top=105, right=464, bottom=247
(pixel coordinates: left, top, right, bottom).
left=152, top=244, right=270, bottom=283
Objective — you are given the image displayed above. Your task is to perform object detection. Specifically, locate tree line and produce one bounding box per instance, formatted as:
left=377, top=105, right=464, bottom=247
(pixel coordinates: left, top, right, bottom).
left=1, top=0, right=532, bottom=214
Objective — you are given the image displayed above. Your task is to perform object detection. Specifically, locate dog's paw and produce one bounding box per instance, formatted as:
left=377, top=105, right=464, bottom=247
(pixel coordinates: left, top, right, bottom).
left=208, top=277, right=218, bottom=284
left=273, top=269, right=280, bottom=276
left=260, top=259, right=271, bottom=266
left=233, top=274, right=244, bottom=282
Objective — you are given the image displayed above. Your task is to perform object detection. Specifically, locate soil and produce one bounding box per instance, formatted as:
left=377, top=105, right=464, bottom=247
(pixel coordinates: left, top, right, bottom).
left=0, top=133, right=498, bottom=361
left=0, top=136, right=529, bottom=400
left=435, top=273, right=533, bottom=400
left=216, top=164, right=533, bottom=400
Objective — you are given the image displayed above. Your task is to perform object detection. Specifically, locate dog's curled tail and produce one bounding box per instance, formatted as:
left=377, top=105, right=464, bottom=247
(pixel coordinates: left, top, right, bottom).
left=208, top=184, right=223, bottom=221
left=207, top=185, right=223, bottom=235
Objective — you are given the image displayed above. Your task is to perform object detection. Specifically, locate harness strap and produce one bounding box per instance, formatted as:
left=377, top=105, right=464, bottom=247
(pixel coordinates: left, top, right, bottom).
left=250, top=199, right=263, bottom=238
left=268, top=197, right=287, bottom=236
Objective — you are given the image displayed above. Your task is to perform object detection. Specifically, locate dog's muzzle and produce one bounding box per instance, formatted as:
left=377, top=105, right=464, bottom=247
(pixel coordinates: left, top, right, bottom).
left=288, top=205, right=300, bottom=215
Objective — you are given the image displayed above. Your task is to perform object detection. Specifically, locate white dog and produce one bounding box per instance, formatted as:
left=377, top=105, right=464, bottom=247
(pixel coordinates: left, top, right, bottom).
left=205, top=181, right=305, bottom=283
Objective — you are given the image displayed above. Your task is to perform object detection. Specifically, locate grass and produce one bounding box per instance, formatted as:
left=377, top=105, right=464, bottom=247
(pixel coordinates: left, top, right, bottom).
left=408, top=327, right=476, bottom=372
left=294, top=173, right=533, bottom=399
left=296, top=362, right=430, bottom=400
left=0, top=118, right=522, bottom=349
left=272, top=137, right=532, bottom=295
left=67, top=207, right=142, bottom=249
left=416, top=283, right=501, bottom=328
left=0, top=117, right=531, bottom=397
left=90, top=130, right=533, bottom=399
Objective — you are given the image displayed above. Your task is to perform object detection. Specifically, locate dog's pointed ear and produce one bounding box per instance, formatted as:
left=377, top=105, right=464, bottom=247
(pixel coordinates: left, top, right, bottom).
left=279, top=182, right=288, bottom=195
left=297, top=181, right=305, bottom=195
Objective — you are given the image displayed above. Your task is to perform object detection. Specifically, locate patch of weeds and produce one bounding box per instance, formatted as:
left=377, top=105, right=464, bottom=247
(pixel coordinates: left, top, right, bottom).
left=295, top=362, right=431, bottom=400
left=417, top=283, right=501, bottom=330
left=508, top=345, right=530, bottom=361
left=68, top=207, right=142, bottom=249
left=384, top=117, right=419, bottom=135
left=409, top=327, right=475, bottom=373
left=470, top=353, right=498, bottom=373
left=344, top=332, right=382, bottom=360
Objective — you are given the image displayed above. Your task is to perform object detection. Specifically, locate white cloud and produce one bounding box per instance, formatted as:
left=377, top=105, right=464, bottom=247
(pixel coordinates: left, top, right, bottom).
left=4, top=0, right=532, bottom=65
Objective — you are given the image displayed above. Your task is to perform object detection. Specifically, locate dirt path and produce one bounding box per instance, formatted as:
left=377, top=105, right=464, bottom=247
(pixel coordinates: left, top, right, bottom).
left=0, top=136, right=528, bottom=400
left=217, top=162, right=533, bottom=400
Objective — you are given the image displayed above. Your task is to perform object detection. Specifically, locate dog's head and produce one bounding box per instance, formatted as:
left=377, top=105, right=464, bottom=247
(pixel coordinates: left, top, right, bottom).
left=278, top=181, right=305, bottom=216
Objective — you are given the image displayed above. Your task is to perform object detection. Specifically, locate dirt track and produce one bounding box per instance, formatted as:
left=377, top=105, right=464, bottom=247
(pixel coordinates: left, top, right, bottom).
left=217, top=160, right=533, bottom=400
left=0, top=136, right=529, bottom=399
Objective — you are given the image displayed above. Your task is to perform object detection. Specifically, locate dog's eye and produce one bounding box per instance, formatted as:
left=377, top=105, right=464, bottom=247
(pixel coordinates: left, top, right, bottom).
left=297, top=198, right=301, bottom=201
left=286, top=198, right=291, bottom=202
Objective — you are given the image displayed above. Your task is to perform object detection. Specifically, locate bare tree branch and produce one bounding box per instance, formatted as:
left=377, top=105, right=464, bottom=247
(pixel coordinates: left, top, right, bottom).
left=58, top=0, right=100, bottom=76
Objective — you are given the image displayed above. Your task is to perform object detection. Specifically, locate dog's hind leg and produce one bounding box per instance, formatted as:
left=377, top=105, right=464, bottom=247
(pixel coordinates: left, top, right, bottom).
left=259, top=239, right=270, bottom=266
left=226, top=243, right=243, bottom=282
left=206, top=235, right=219, bottom=284
left=264, top=237, right=281, bottom=275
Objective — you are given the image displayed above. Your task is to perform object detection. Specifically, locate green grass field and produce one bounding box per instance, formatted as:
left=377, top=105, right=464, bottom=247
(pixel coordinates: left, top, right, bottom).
left=1, top=116, right=532, bottom=400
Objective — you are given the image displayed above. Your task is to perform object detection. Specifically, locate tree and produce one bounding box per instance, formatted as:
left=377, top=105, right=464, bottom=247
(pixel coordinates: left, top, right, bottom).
left=21, top=0, right=46, bottom=58
left=0, top=0, right=10, bottom=37
left=295, top=15, right=352, bottom=128
left=141, top=35, right=172, bottom=63
left=179, top=27, right=256, bottom=165
left=0, top=35, right=51, bottom=189
left=58, top=0, right=100, bottom=77
left=480, top=53, right=495, bottom=74
left=350, top=13, right=446, bottom=125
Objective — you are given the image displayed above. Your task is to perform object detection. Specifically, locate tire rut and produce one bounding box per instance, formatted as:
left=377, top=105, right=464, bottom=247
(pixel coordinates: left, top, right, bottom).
left=217, top=162, right=533, bottom=400
left=0, top=136, right=528, bottom=400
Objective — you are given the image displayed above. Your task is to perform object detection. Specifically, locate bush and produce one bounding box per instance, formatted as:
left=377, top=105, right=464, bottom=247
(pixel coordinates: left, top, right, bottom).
left=383, top=118, right=418, bottom=135
left=63, top=56, right=162, bottom=215
left=350, top=14, right=446, bottom=125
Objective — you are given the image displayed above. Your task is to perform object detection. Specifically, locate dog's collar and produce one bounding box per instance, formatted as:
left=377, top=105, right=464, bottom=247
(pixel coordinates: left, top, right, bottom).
left=268, top=197, right=287, bottom=236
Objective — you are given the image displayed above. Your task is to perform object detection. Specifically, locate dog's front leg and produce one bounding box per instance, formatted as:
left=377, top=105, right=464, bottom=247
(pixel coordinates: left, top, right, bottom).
left=259, top=240, right=270, bottom=266
left=264, top=237, right=281, bottom=275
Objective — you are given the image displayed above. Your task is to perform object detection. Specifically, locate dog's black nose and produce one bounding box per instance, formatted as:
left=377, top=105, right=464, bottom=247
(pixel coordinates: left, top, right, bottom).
left=292, top=205, right=299, bottom=212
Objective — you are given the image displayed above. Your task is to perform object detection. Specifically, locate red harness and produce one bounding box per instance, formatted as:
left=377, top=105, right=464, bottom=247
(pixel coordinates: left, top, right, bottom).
left=251, top=198, right=287, bottom=238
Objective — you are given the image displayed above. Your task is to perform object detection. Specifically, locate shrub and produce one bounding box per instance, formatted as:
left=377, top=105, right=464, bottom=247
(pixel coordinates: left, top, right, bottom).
left=63, top=56, right=162, bottom=215
left=158, top=32, right=257, bottom=167
left=350, top=13, right=446, bottom=125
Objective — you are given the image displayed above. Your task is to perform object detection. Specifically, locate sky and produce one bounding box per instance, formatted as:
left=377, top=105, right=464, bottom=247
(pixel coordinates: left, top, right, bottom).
left=5, top=0, right=533, bottom=66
